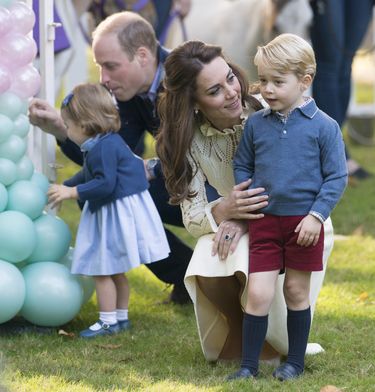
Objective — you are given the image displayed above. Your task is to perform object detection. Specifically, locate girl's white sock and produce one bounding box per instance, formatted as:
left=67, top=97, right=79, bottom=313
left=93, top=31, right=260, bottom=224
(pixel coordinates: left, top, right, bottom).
left=116, top=309, right=128, bottom=321
left=99, top=311, right=117, bottom=325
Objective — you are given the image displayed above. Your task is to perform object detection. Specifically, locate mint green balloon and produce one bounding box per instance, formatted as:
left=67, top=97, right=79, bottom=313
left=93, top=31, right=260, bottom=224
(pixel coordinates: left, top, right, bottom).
left=59, top=247, right=95, bottom=304
left=0, top=210, right=36, bottom=263
left=0, top=134, right=26, bottom=162
left=13, top=114, right=30, bottom=138
left=30, top=172, right=50, bottom=194
left=0, top=0, right=15, bottom=8
left=16, top=156, right=34, bottom=180
left=27, top=213, right=72, bottom=263
left=6, top=180, right=46, bottom=220
left=0, top=182, right=7, bottom=211
left=0, top=259, right=25, bottom=323
left=0, top=92, right=22, bottom=119
left=0, top=157, right=17, bottom=185
left=20, top=262, right=83, bottom=327
left=0, top=113, right=13, bottom=142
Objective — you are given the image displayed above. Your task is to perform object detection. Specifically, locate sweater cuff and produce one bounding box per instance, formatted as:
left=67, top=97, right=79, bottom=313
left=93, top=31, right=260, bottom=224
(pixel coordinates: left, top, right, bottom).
left=205, top=197, right=224, bottom=232
left=309, top=210, right=325, bottom=223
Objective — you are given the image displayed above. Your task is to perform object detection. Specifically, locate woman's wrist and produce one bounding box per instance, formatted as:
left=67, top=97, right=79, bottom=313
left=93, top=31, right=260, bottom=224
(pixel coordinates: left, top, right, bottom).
left=211, top=197, right=231, bottom=225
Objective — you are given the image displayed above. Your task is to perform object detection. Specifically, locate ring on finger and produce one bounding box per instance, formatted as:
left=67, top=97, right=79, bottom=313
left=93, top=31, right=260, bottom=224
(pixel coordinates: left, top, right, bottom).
left=224, top=233, right=233, bottom=241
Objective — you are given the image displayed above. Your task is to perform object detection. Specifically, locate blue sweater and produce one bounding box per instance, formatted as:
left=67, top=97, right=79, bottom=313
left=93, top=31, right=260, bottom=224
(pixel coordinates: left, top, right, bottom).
left=64, top=133, right=149, bottom=212
left=233, top=99, right=348, bottom=221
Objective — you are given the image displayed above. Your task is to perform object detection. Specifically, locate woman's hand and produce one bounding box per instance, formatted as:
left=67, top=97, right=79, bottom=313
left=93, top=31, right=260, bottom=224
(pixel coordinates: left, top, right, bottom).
left=28, top=98, right=68, bottom=142
left=212, top=179, right=269, bottom=223
left=212, top=219, right=248, bottom=260
left=47, top=184, right=78, bottom=210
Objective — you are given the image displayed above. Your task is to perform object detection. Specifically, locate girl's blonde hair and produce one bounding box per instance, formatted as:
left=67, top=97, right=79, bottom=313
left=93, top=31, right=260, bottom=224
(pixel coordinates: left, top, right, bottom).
left=61, top=83, right=120, bottom=136
left=254, top=33, right=316, bottom=79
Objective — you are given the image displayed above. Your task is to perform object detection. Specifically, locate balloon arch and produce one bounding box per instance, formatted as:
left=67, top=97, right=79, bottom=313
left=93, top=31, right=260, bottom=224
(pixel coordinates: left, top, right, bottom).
left=0, top=0, right=94, bottom=328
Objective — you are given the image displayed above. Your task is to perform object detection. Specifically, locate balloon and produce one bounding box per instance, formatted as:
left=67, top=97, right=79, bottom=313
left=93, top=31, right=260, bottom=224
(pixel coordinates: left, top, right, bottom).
left=0, top=64, right=11, bottom=94
left=0, top=182, right=7, bottom=211
left=0, top=1, right=15, bottom=9
left=27, top=213, right=72, bottom=263
left=59, top=247, right=96, bottom=304
left=0, top=91, right=23, bottom=119
left=0, top=210, right=36, bottom=263
left=9, top=1, right=35, bottom=35
left=0, top=157, right=16, bottom=185
left=13, top=113, right=30, bottom=138
left=0, top=33, right=37, bottom=69
left=0, top=113, right=13, bottom=142
left=20, top=262, right=83, bottom=327
left=9, top=64, right=41, bottom=99
left=0, top=6, right=11, bottom=38
left=0, top=134, right=26, bottom=162
left=16, top=155, right=34, bottom=180
left=0, top=259, right=25, bottom=323
left=30, top=172, right=50, bottom=194
left=6, top=180, right=46, bottom=220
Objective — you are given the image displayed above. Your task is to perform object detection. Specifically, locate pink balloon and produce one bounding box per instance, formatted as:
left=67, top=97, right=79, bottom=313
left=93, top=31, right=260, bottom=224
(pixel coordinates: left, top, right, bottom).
left=9, top=64, right=40, bottom=99
left=0, top=7, right=12, bottom=38
left=9, top=2, right=35, bottom=35
left=0, top=33, right=37, bottom=69
left=0, top=64, right=11, bottom=94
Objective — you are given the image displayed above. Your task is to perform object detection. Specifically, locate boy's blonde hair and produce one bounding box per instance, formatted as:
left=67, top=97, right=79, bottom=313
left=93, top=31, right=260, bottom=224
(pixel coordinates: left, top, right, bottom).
left=61, top=83, right=120, bottom=137
left=254, top=33, right=316, bottom=79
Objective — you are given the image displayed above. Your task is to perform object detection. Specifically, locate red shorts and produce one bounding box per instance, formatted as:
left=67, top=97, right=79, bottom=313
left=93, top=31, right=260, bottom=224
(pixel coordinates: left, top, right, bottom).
left=248, top=215, right=324, bottom=273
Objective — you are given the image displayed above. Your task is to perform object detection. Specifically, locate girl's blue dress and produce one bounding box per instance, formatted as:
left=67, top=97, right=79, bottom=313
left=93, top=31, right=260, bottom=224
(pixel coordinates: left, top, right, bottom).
left=70, top=135, right=170, bottom=276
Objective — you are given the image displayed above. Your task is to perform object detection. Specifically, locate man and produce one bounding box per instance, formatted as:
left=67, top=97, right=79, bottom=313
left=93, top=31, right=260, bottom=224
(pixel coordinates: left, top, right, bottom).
left=29, top=11, right=192, bottom=304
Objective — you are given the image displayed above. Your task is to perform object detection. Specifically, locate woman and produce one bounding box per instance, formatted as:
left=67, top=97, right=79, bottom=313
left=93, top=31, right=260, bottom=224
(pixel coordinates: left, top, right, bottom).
left=156, top=40, right=334, bottom=361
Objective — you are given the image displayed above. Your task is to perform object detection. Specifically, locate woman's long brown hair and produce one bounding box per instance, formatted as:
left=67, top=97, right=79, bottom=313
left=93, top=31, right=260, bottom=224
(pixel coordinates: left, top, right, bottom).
left=156, top=40, right=261, bottom=205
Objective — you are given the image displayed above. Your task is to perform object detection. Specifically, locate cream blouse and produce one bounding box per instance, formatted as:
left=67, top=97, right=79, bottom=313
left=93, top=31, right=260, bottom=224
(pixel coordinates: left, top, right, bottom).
left=181, top=109, right=254, bottom=238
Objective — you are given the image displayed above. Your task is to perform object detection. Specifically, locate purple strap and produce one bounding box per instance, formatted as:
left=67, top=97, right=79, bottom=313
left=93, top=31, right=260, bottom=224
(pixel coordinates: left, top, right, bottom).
left=158, top=10, right=188, bottom=46
left=33, top=2, right=71, bottom=54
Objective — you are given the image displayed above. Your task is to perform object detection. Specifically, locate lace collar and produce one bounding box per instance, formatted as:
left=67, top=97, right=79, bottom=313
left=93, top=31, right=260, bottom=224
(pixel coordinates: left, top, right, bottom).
left=199, top=111, right=247, bottom=137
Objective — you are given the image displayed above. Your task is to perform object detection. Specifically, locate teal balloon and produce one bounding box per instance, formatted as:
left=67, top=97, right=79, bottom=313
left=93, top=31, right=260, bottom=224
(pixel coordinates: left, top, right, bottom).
left=30, top=172, right=50, bottom=193
left=7, top=180, right=46, bottom=220
left=0, top=157, right=17, bottom=186
left=16, top=156, right=34, bottom=180
left=20, top=262, right=83, bottom=327
left=0, top=134, right=26, bottom=162
left=27, top=213, right=72, bottom=263
left=0, top=210, right=36, bottom=263
left=0, top=113, right=13, bottom=142
left=0, top=92, right=22, bottom=119
left=0, top=259, right=25, bottom=323
left=20, top=99, right=28, bottom=115
left=0, top=0, right=15, bottom=8
left=59, top=247, right=95, bottom=304
left=13, top=114, right=29, bottom=138
left=0, top=182, right=7, bottom=211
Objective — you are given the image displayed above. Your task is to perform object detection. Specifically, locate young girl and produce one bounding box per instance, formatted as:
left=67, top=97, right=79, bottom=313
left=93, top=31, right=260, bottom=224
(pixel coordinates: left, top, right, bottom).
left=229, top=34, right=347, bottom=381
left=48, top=83, right=170, bottom=338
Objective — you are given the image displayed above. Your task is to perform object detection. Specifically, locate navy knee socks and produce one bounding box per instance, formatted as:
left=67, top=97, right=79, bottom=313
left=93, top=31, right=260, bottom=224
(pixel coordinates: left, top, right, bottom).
left=286, top=307, right=311, bottom=372
left=240, top=312, right=268, bottom=375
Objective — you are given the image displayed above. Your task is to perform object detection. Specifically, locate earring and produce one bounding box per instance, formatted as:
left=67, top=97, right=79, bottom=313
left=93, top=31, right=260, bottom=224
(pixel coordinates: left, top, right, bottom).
left=194, top=108, right=199, bottom=115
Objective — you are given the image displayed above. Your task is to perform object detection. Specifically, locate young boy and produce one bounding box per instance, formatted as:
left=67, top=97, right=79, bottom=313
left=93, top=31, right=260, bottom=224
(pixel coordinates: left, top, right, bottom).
left=228, top=33, right=348, bottom=381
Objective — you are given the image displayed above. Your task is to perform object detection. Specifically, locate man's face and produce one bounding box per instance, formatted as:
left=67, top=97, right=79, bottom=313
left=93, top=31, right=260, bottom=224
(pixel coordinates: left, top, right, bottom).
left=92, top=33, right=147, bottom=101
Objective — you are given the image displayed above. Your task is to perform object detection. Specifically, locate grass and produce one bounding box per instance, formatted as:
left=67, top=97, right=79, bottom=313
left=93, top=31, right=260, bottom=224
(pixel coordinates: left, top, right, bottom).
left=0, top=136, right=374, bottom=392
left=1, top=75, right=375, bottom=390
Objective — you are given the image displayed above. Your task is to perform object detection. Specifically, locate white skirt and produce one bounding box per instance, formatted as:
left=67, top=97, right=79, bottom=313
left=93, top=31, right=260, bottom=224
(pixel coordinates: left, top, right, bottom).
left=184, top=217, right=334, bottom=361
left=72, top=190, right=170, bottom=276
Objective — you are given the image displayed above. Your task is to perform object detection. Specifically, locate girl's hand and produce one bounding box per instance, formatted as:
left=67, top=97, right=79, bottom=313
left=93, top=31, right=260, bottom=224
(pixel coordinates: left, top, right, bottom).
left=212, top=219, right=248, bottom=260
left=47, top=184, right=78, bottom=209
left=295, top=215, right=322, bottom=247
